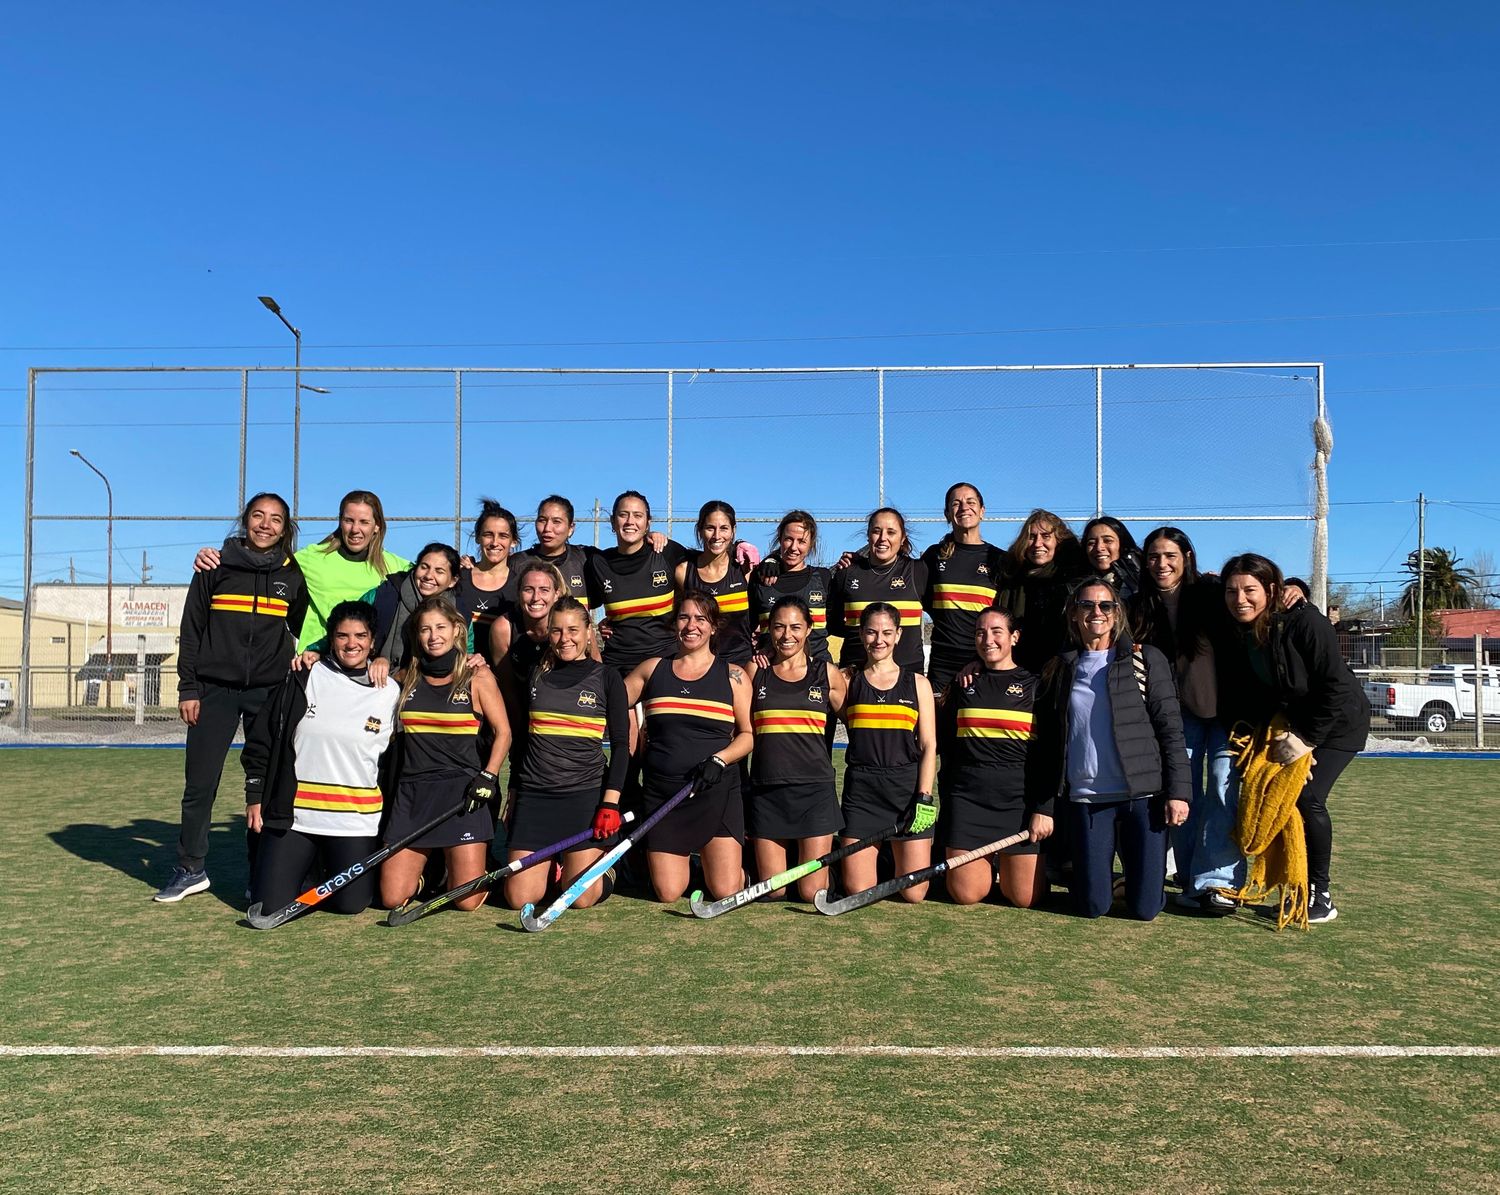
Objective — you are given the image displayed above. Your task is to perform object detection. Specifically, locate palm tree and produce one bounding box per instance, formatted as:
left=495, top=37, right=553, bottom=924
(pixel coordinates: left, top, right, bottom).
left=1398, top=547, right=1479, bottom=617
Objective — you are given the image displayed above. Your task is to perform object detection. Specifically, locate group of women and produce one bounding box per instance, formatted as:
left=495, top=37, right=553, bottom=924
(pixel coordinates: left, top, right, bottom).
left=158, top=482, right=1368, bottom=928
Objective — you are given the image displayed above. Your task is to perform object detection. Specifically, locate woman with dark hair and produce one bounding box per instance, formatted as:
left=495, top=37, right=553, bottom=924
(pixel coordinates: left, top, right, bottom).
left=750, top=511, right=835, bottom=666
left=194, top=489, right=410, bottom=653
left=586, top=490, right=686, bottom=678
left=839, top=602, right=938, bottom=900
left=831, top=507, right=928, bottom=672
left=242, top=599, right=401, bottom=916
left=502, top=596, right=631, bottom=911
left=942, top=606, right=1048, bottom=908
left=157, top=492, right=307, bottom=903
left=366, top=542, right=462, bottom=680
left=675, top=500, right=757, bottom=666
left=510, top=494, right=594, bottom=599
left=456, top=498, right=520, bottom=664
left=1220, top=553, right=1368, bottom=924
left=1132, top=526, right=1240, bottom=912
left=1031, top=578, right=1190, bottom=920
left=997, top=508, right=1086, bottom=673
left=1081, top=516, right=1143, bottom=603
left=746, top=595, right=848, bottom=900
left=625, top=591, right=755, bottom=902
left=919, top=483, right=1005, bottom=692
left=380, top=595, right=511, bottom=912
left=491, top=560, right=571, bottom=804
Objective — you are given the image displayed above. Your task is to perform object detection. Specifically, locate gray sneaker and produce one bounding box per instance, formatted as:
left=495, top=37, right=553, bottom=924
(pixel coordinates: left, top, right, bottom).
left=154, top=866, right=210, bottom=903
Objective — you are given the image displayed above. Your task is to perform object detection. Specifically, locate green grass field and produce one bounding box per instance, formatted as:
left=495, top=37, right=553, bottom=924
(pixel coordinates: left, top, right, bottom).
left=2, top=751, right=1496, bottom=1193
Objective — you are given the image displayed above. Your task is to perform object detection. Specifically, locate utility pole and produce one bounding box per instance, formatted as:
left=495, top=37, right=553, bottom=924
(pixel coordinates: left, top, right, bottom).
left=140, top=550, right=152, bottom=584
left=1416, top=492, right=1426, bottom=671
left=69, top=557, right=76, bottom=584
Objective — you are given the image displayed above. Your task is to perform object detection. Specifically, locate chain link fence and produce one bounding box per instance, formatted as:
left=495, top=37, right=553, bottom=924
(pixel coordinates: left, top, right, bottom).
left=14, top=362, right=1329, bottom=745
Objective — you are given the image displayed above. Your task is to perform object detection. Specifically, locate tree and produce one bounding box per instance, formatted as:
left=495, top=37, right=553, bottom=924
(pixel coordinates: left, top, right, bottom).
left=1467, top=549, right=1498, bottom=611
left=1398, top=547, right=1479, bottom=618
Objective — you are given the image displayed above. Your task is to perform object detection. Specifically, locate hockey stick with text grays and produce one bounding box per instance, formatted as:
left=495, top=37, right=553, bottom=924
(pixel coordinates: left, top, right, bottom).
left=812, top=831, right=1029, bottom=916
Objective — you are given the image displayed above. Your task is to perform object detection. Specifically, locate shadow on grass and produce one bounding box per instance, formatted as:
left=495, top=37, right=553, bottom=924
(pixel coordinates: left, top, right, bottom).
left=48, top=816, right=253, bottom=910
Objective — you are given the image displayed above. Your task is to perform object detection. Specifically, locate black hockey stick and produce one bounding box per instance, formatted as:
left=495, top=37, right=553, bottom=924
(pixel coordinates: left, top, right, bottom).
left=812, top=831, right=1029, bottom=916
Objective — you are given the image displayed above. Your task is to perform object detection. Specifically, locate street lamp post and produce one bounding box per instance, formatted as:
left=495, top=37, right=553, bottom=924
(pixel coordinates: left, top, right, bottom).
left=259, top=296, right=303, bottom=518
left=70, top=449, right=114, bottom=709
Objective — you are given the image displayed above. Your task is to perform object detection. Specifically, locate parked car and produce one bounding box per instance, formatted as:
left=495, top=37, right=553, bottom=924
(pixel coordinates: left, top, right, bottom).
left=0, top=678, right=13, bottom=717
left=1363, top=664, right=1500, bottom=733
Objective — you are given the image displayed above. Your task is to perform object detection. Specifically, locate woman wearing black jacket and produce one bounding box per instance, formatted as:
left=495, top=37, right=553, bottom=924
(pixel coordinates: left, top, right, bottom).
left=156, top=493, right=307, bottom=904
left=1031, top=578, right=1190, bottom=920
left=241, top=600, right=401, bottom=915
left=1220, top=554, right=1368, bottom=924
left=997, top=509, right=1087, bottom=673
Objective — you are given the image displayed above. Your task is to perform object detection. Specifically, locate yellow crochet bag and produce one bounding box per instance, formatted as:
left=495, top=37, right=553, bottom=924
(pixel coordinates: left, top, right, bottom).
left=1227, top=714, right=1314, bottom=931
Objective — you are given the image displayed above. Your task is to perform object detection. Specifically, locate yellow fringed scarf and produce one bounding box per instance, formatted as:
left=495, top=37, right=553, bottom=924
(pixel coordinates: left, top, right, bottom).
left=1228, top=715, right=1314, bottom=931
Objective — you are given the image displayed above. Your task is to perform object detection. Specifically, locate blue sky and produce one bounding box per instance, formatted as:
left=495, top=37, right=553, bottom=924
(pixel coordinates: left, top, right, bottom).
left=3, top=2, right=1497, bottom=608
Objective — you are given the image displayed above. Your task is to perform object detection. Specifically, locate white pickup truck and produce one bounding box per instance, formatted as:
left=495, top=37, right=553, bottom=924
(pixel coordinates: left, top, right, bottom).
left=1364, top=664, right=1500, bottom=733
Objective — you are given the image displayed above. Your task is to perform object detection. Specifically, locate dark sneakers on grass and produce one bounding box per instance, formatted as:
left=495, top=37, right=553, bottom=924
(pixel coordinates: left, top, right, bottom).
left=1308, top=887, right=1339, bottom=924
left=154, top=866, right=210, bottom=903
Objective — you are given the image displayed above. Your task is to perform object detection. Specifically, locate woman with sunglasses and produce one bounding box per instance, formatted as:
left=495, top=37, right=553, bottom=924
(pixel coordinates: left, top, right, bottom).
left=1031, top=579, right=1189, bottom=920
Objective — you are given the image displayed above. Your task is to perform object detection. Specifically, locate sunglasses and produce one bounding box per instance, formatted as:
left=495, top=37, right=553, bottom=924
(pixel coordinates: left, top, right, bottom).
left=1073, top=599, right=1118, bottom=613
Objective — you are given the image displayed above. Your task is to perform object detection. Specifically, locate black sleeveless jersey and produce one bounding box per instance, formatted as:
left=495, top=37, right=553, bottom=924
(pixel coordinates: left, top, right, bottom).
left=750, top=659, right=834, bottom=785
left=683, top=557, right=753, bottom=665
left=843, top=666, right=921, bottom=770
left=642, top=655, right=737, bottom=782
left=919, top=540, right=1004, bottom=684
left=502, top=611, right=550, bottom=680
left=456, top=568, right=518, bottom=665
left=750, top=563, right=833, bottom=664
left=829, top=554, right=928, bottom=671
left=512, top=543, right=593, bottom=600
left=950, top=665, right=1035, bottom=798
left=398, top=677, right=482, bottom=777
left=516, top=659, right=630, bottom=794
left=586, top=543, right=685, bottom=671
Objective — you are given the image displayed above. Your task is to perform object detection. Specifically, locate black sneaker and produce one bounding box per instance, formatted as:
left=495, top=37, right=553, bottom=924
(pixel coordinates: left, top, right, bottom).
left=1308, top=887, right=1339, bottom=924
left=154, top=866, right=210, bottom=903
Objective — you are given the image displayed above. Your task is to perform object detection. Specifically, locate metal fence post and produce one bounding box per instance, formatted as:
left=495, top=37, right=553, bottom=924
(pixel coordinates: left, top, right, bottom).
left=666, top=371, right=674, bottom=540
left=1094, top=367, right=1104, bottom=516
left=454, top=371, right=464, bottom=548
left=1476, top=633, right=1486, bottom=749
left=20, top=368, right=36, bottom=733
left=877, top=368, right=886, bottom=506
left=238, top=370, right=248, bottom=513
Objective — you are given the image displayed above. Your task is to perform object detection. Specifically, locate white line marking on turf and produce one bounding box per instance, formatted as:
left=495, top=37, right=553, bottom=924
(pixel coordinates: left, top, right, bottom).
left=1, top=1044, right=1495, bottom=1059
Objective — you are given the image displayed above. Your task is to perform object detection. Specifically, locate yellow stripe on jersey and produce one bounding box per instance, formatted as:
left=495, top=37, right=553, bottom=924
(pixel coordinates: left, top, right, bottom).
left=529, top=711, right=607, bottom=739
left=293, top=782, right=383, bottom=812
left=842, top=598, right=923, bottom=627
left=644, top=696, right=735, bottom=724
left=400, top=710, right=482, bottom=734
left=210, top=593, right=290, bottom=617
left=930, top=583, right=997, bottom=612
left=845, top=703, right=920, bottom=732
left=752, top=709, right=826, bottom=735
left=713, top=589, right=749, bottom=613
left=605, top=591, right=676, bottom=620
left=956, top=708, right=1033, bottom=739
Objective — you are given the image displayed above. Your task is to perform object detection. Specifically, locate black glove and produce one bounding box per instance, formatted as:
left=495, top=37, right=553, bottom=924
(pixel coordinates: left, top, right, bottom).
left=462, top=769, right=499, bottom=815
left=690, top=754, right=727, bottom=792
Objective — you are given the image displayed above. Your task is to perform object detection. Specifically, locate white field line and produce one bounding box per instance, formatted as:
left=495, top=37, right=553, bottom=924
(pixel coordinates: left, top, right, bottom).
left=0, top=1044, right=1495, bottom=1060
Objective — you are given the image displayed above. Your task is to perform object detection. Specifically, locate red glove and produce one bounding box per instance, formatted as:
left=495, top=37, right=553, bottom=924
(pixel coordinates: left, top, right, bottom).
left=592, top=803, right=623, bottom=840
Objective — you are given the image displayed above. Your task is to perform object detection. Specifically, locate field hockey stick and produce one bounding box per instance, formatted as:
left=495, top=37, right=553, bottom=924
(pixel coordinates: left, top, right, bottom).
left=245, top=800, right=467, bottom=930
left=812, top=830, right=1029, bottom=916
left=520, top=779, right=696, bottom=932
left=386, top=812, right=636, bottom=926
left=688, top=821, right=904, bottom=919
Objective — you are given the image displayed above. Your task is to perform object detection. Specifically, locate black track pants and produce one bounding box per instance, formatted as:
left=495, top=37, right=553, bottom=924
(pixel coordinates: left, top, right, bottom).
left=253, top=827, right=380, bottom=914
left=1300, top=747, right=1357, bottom=892
left=178, top=681, right=270, bottom=871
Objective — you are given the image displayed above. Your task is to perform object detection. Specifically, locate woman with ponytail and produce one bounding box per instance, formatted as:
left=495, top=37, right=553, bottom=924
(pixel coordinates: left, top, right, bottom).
left=456, top=498, right=520, bottom=665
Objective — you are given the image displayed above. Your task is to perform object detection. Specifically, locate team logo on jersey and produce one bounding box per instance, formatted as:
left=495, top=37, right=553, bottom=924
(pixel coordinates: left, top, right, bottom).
left=652, top=570, right=669, bottom=588
left=756, top=685, right=767, bottom=699
left=937, top=560, right=947, bottom=572
left=578, top=689, right=599, bottom=709
left=1007, top=683, right=1025, bottom=696
left=602, top=579, right=613, bottom=594
left=808, top=686, right=823, bottom=703
left=848, top=578, right=860, bottom=591
left=810, top=591, right=825, bottom=606
left=570, top=575, right=585, bottom=590
left=977, top=564, right=990, bottom=576
left=364, top=716, right=383, bottom=734
left=273, top=582, right=289, bottom=597
left=403, top=689, right=417, bottom=704
left=305, top=704, right=316, bottom=719
left=680, top=687, right=692, bottom=696
left=890, top=577, right=906, bottom=590
left=451, top=691, right=472, bottom=705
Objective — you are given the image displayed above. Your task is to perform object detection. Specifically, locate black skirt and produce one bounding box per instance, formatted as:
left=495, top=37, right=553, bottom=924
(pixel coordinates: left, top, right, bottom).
left=640, top=769, right=745, bottom=854
left=747, top=780, right=843, bottom=840
left=940, top=784, right=1038, bottom=855
left=508, top=787, right=605, bottom=852
left=840, top=763, right=931, bottom=842
left=386, top=774, right=494, bottom=850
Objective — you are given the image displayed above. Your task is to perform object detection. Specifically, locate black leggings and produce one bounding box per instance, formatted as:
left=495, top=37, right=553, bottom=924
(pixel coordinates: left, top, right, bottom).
left=253, top=827, right=380, bottom=914
left=1300, top=748, right=1357, bottom=891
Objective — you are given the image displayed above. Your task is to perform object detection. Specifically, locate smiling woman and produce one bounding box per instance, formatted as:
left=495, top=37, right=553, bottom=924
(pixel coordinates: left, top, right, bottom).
left=364, top=541, right=462, bottom=676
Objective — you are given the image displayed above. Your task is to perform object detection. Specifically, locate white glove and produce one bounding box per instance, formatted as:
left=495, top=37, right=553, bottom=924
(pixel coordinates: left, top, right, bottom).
left=1269, top=729, right=1313, bottom=765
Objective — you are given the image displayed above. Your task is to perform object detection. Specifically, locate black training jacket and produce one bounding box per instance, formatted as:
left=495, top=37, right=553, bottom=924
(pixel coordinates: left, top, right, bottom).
left=176, top=541, right=307, bottom=697
left=1028, top=634, right=1191, bottom=815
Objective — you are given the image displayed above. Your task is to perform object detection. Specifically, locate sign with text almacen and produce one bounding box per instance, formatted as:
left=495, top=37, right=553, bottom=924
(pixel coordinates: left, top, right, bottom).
left=121, top=600, right=170, bottom=628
